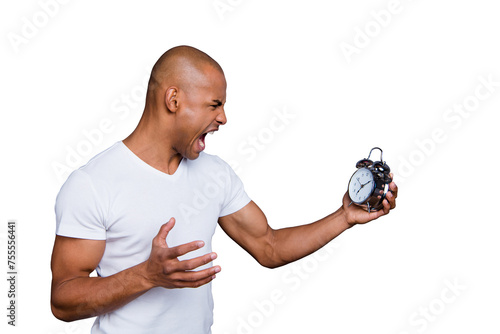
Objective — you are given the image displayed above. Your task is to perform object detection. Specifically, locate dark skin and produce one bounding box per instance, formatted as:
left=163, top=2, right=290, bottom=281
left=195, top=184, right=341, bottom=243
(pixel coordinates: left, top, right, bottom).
left=50, top=46, right=398, bottom=321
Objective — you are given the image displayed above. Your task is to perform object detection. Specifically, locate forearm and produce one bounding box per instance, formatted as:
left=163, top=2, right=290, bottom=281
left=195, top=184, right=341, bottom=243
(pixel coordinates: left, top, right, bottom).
left=267, top=206, right=350, bottom=268
left=51, top=261, right=152, bottom=322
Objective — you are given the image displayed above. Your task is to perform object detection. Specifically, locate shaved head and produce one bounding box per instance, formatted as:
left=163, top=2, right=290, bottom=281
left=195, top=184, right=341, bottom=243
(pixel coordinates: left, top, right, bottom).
left=147, top=45, right=224, bottom=99
left=124, top=45, right=227, bottom=167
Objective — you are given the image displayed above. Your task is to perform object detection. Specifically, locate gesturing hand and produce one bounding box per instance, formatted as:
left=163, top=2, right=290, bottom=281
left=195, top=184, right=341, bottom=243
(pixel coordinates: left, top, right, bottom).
left=144, top=218, right=220, bottom=289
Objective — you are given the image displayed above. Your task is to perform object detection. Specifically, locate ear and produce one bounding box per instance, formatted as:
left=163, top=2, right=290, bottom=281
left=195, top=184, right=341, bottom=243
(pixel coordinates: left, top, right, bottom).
left=165, top=86, right=179, bottom=112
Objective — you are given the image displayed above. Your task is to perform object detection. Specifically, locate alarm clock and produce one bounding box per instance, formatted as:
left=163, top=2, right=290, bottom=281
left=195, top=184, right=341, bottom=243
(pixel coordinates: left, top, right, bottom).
left=348, top=147, right=392, bottom=213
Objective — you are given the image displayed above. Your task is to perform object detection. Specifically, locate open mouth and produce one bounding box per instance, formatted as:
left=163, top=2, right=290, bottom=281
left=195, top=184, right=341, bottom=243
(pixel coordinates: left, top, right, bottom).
left=197, top=130, right=217, bottom=151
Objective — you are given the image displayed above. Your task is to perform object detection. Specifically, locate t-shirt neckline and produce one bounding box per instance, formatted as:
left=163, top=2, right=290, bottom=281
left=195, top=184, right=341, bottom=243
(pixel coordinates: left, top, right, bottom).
left=118, top=141, right=186, bottom=180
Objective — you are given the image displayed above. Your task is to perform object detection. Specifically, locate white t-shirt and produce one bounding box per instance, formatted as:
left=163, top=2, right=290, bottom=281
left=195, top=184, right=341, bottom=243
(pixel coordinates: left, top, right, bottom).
left=55, top=141, right=251, bottom=334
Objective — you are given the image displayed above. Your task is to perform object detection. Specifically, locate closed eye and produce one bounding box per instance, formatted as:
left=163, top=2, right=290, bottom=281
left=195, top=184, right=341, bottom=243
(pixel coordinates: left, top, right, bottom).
left=211, top=100, right=223, bottom=108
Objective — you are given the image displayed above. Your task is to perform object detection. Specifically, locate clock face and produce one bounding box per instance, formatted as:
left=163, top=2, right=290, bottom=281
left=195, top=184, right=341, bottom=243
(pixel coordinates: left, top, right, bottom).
left=348, top=168, right=375, bottom=204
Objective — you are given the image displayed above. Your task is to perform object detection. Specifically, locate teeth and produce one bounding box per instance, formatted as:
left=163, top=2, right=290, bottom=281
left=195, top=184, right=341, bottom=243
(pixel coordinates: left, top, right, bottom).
left=199, top=138, right=205, bottom=148
left=209, top=131, right=215, bottom=135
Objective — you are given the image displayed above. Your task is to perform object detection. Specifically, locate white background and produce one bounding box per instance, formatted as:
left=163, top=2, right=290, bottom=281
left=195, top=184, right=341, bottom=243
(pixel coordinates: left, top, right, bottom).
left=1, top=0, right=499, bottom=333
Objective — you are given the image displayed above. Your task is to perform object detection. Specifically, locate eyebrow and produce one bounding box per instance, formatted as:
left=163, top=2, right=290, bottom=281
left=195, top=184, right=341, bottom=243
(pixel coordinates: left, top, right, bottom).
left=212, top=100, right=223, bottom=106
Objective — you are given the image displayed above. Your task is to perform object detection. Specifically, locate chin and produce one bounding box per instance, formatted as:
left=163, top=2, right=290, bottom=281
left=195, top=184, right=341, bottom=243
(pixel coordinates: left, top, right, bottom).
left=184, top=151, right=201, bottom=160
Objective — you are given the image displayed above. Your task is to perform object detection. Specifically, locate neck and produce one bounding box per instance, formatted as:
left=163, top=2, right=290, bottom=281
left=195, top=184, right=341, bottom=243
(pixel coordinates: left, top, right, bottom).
left=123, top=109, right=182, bottom=175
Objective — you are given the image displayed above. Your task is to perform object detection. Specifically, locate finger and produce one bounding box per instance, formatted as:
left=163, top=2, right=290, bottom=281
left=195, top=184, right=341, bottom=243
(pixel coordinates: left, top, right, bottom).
left=177, top=252, right=217, bottom=271
left=386, top=190, right=396, bottom=209
left=389, top=181, right=398, bottom=197
left=171, top=265, right=221, bottom=285
left=154, top=218, right=176, bottom=247
left=366, top=208, right=385, bottom=222
left=177, top=272, right=218, bottom=289
left=169, top=240, right=206, bottom=258
left=382, top=198, right=391, bottom=214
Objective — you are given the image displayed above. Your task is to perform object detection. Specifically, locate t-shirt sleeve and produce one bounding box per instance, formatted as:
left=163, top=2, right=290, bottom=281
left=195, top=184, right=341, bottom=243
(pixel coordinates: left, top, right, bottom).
left=219, top=161, right=251, bottom=217
left=55, top=169, right=107, bottom=240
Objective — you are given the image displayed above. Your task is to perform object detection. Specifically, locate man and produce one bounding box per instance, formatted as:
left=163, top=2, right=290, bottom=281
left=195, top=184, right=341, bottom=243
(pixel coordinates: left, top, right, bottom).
left=51, top=45, right=397, bottom=333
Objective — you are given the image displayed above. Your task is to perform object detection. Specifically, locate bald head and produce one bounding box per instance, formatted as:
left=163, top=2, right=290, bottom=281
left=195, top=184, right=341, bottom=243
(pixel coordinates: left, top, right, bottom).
left=124, top=45, right=228, bottom=164
left=147, top=45, right=224, bottom=98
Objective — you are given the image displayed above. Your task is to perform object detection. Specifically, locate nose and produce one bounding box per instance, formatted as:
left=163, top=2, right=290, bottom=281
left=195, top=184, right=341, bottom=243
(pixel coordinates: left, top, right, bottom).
left=216, top=107, right=227, bottom=125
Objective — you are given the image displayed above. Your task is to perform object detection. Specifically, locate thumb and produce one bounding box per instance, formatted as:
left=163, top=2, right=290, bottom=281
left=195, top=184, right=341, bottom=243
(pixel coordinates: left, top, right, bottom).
left=155, top=217, right=175, bottom=247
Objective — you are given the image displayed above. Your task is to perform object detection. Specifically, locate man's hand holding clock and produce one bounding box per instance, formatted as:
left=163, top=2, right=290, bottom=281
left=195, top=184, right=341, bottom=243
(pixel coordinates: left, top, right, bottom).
left=342, top=177, right=398, bottom=226
left=342, top=147, right=398, bottom=227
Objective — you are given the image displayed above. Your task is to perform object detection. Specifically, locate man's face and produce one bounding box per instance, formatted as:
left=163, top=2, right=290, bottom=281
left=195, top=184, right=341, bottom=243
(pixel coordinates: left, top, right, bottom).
left=173, top=66, right=227, bottom=160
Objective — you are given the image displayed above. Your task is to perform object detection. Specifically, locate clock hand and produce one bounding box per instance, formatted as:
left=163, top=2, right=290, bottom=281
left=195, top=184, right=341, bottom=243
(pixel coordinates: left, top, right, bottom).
left=356, top=180, right=372, bottom=196
left=354, top=178, right=362, bottom=195
left=356, top=182, right=366, bottom=195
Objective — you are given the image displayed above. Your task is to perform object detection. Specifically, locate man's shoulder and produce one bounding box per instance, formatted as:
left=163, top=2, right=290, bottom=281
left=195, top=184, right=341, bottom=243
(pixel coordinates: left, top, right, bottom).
left=62, top=141, right=127, bottom=187
left=79, top=141, right=126, bottom=173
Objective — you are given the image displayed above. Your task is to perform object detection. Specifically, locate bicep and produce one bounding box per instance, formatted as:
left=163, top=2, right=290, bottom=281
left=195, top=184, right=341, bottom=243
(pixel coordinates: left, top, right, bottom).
left=51, top=235, right=106, bottom=286
left=218, top=201, right=275, bottom=265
